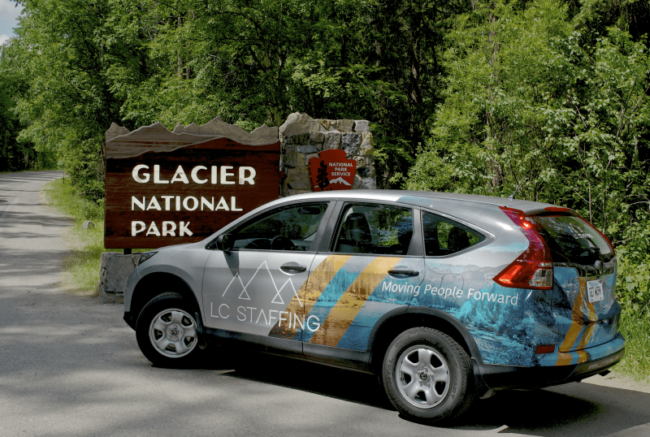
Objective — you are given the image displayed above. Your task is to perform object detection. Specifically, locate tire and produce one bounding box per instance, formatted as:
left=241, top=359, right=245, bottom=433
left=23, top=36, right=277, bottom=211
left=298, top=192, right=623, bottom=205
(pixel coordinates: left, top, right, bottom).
left=382, top=327, right=475, bottom=424
left=136, top=292, right=204, bottom=367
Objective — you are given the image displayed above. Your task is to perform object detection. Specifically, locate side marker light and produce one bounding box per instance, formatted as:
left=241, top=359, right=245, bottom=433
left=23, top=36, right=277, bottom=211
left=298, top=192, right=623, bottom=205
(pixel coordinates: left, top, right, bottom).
left=535, top=345, right=556, bottom=354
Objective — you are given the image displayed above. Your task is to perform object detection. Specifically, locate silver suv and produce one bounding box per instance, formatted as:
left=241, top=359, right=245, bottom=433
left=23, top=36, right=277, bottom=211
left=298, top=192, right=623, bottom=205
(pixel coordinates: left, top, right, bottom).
left=123, top=190, right=625, bottom=424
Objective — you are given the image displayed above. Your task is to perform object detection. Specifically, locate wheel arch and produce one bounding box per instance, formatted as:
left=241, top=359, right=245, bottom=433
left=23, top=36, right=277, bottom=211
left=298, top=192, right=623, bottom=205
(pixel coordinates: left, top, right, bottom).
left=130, top=272, right=202, bottom=327
left=368, top=307, right=483, bottom=372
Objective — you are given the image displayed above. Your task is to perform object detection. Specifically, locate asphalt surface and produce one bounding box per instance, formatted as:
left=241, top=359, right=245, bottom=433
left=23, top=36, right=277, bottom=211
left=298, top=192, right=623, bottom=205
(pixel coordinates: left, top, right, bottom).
left=1, top=170, right=650, bottom=437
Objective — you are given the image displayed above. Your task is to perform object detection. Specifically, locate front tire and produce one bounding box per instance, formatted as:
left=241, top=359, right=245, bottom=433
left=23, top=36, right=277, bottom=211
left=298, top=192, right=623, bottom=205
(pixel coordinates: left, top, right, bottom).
left=136, top=292, right=203, bottom=367
left=382, top=327, right=475, bottom=424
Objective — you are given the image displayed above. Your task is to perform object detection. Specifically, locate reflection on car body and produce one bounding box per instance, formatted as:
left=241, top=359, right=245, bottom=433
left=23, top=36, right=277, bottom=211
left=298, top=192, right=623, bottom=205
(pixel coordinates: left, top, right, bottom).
left=123, top=190, right=625, bottom=424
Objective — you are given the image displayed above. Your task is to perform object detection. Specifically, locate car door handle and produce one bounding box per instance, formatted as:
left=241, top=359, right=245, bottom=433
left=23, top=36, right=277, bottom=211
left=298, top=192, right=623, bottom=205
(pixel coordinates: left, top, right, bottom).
left=388, top=269, right=420, bottom=278
left=281, top=264, right=307, bottom=273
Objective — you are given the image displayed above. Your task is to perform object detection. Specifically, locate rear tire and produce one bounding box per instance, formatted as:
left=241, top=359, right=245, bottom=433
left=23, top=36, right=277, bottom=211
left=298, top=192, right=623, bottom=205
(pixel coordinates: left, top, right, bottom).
left=136, top=292, right=204, bottom=367
left=382, top=327, right=475, bottom=424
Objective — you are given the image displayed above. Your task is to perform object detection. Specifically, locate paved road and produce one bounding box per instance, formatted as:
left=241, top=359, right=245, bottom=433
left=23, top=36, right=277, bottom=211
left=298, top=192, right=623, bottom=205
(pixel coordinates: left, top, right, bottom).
left=1, top=171, right=649, bottom=437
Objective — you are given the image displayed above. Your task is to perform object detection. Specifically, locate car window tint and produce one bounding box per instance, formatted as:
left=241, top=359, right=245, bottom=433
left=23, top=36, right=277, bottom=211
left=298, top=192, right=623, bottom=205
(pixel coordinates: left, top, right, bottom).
left=423, top=212, right=484, bottom=256
left=233, top=203, right=328, bottom=251
left=530, top=215, right=613, bottom=264
left=333, top=204, right=413, bottom=255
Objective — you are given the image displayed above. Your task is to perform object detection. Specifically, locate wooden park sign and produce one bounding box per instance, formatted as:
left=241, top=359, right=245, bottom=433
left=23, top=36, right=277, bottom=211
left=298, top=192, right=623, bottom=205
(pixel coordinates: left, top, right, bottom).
left=104, top=117, right=280, bottom=249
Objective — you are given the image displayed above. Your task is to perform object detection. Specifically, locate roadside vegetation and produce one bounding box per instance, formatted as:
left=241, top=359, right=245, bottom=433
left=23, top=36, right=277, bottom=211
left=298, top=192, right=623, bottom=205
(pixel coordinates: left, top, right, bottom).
left=3, top=0, right=646, bottom=382
left=43, top=177, right=113, bottom=294
left=616, top=250, right=650, bottom=380
left=43, top=177, right=149, bottom=294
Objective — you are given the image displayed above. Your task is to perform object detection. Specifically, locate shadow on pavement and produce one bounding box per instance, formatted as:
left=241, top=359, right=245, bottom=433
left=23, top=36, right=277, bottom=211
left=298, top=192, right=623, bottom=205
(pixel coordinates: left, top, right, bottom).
left=195, top=348, right=650, bottom=437
left=203, top=350, right=395, bottom=410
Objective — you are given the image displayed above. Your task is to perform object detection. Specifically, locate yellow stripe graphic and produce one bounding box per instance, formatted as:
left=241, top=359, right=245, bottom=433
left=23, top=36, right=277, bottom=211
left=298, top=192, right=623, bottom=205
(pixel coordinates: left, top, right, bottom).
left=309, top=257, right=402, bottom=346
left=270, top=255, right=351, bottom=338
left=556, top=277, right=600, bottom=366
left=576, top=350, right=590, bottom=364
left=302, top=255, right=353, bottom=315
left=556, top=352, right=573, bottom=366
left=577, top=323, right=596, bottom=351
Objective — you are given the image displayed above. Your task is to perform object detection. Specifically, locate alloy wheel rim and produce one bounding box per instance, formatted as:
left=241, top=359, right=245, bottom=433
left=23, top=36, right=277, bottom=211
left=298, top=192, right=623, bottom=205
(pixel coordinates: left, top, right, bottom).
left=395, top=345, right=450, bottom=409
left=149, top=308, right=198, bottom=358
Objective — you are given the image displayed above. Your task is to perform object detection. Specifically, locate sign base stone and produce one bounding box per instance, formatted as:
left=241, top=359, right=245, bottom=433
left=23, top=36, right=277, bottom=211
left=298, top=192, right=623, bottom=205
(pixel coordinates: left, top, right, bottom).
left=97, top=253, right=140, bottom=304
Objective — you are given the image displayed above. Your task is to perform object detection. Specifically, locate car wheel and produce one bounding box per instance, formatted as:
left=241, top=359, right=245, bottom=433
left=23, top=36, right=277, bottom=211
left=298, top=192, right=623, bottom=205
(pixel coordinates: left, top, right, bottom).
left=382, top=327, right=475, bottom=424
left=136, top=292, right=203, bottom=367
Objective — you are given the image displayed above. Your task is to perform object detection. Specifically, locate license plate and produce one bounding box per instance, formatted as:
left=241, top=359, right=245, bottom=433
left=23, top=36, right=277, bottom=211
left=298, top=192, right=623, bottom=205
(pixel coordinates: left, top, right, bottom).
left=587, top=280, right=604, bottom=303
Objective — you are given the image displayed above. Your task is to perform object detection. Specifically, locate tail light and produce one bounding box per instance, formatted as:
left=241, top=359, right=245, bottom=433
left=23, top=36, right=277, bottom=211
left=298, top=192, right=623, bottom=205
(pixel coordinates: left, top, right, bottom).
left=493, top=207, right=554, bottom=290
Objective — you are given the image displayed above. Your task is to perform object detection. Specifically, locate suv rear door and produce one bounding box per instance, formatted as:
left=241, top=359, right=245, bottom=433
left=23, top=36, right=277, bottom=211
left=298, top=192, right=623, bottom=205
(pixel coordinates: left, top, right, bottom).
left=530, top=213, right=620, bottom=361
left=299, top=201, right=426, bottom=354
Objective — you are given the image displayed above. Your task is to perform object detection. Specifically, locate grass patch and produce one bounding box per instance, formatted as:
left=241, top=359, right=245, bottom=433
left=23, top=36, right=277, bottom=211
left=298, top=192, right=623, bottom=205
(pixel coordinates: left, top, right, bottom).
left=42, top=178, right=147, bottom=294
left=615, top=312, right=650, bottom=382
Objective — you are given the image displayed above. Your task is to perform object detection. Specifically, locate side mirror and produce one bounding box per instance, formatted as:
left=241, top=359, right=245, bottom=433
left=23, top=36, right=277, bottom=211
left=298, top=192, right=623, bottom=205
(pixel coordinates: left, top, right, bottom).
left=217, top=234, right=234, bottom=253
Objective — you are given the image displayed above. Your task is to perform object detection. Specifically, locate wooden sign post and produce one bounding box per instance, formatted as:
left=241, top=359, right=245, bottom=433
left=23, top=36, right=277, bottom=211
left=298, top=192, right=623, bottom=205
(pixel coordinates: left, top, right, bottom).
left=104, top=118, right=280, bottom=249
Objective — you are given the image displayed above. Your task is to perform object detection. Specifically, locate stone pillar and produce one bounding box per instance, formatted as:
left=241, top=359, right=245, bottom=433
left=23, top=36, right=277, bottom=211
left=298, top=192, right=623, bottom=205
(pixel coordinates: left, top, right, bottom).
left=279, top=113, right=376, bottom=197
left=97, top=253, right=140, bottom=303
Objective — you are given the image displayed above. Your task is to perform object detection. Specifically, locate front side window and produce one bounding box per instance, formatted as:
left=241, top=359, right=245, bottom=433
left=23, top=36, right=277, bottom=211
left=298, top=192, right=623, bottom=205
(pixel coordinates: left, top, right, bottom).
left=333, top=203, right=413, bottom=255
left=233, top=203, right=329, bottom=251
left=423, top=212, right=484, bottom=256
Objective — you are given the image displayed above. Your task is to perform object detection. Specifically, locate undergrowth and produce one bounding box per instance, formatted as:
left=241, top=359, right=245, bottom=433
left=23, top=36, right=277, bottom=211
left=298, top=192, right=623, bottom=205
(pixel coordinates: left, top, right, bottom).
left=617, top=312, right=650, bottom=381
left=614, top=252, right=650, bottom=381
left=42, top=178, right=145, bottom=293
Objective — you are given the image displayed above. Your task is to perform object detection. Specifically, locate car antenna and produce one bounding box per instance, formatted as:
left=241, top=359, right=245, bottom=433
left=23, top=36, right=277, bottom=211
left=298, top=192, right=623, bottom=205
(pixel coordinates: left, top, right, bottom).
left=507, top=177, right=526, bottom=200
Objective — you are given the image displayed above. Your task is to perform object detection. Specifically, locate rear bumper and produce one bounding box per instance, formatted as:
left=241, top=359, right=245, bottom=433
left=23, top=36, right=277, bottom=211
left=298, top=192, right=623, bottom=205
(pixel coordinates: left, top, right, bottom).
left=474, top=334, right=625, bottom=397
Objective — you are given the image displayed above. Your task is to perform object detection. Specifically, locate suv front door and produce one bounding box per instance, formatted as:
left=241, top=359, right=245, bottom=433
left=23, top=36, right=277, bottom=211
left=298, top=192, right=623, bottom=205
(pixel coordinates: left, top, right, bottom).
left=201, top=201, right=332, bottom=351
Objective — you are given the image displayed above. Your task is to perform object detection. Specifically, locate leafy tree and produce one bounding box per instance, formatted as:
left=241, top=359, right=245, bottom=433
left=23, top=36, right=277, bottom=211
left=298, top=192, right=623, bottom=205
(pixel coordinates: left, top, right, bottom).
left=408, top=0, right=650, bottom=247
left=0, top=46, right=54, bottom=172
left=3, top=0, right=124, bottom=198
left=104, top=0, right=469, bottom=187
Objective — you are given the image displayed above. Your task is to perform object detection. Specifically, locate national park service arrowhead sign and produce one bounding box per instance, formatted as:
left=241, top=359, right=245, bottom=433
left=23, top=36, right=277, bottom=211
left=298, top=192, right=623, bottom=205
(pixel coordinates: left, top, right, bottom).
left=308, top=149, right=357, bottom=192
left=104, top=118, right=280, bottom=249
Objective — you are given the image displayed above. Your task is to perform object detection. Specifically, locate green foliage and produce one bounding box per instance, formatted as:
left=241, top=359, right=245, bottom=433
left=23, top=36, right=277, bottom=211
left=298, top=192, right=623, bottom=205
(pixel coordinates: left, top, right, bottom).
left=409, top=0, right=650, bottom=246
left=43, top=178, right=110, bottom=293
left=2, top=0, right=472, bottom=190
left=617, top=311, right=650, bottom=381
left=0, top=49, right=55, bottom=172
left=102, top=0, right=468, bottom=186
left=2, top=0, right=124, bottom=199
left=44, top=177, right=104, bottom=223
left=43, top=178, right=148, bottom=293
left=618, top=255, right=650, bottom=316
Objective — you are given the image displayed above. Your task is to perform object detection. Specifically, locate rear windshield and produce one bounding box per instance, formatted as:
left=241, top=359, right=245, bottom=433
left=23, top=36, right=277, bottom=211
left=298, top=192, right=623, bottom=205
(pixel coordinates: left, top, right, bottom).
left=530, top=215, right=613, bottom=264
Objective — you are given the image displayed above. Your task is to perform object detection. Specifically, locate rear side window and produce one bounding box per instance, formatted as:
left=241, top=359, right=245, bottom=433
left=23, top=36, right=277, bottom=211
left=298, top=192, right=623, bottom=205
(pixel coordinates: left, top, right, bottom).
left=530, top=215, right=613, bottom=264
left=333, top=203, right=413, bottom=255
left=422, top=212, right=485, bottom=256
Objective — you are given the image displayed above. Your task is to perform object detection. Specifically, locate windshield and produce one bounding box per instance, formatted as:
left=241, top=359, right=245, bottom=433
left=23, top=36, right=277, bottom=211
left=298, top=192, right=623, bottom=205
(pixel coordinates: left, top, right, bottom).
left=530, top=215, right=613, bottom=265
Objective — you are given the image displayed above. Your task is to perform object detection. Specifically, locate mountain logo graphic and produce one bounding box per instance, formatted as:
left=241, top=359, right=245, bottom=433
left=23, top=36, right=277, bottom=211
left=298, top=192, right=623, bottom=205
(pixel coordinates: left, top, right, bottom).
left=221, top=260, right=303, bottom=307
left=329, top=177, right=351, bottom=186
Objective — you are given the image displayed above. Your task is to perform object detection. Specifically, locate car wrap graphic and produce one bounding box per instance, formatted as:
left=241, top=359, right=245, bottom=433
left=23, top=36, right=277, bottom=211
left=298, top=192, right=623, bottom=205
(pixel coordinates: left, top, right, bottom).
left=269, top=255, right=424, bottom=349
left=547, top=266, right=622, bottom=366
left=204, top=253, right=623, bottom=368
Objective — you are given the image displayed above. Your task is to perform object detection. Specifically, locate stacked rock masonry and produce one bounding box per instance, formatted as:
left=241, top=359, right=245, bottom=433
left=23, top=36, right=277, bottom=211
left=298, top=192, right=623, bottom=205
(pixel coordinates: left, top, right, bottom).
left=279, top=113, right=376, bottom=197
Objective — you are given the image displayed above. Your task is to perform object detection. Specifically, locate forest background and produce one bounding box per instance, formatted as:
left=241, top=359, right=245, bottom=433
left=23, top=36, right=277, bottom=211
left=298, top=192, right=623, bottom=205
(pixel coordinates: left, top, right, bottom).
left=0, top=0, right=649, bottom=376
